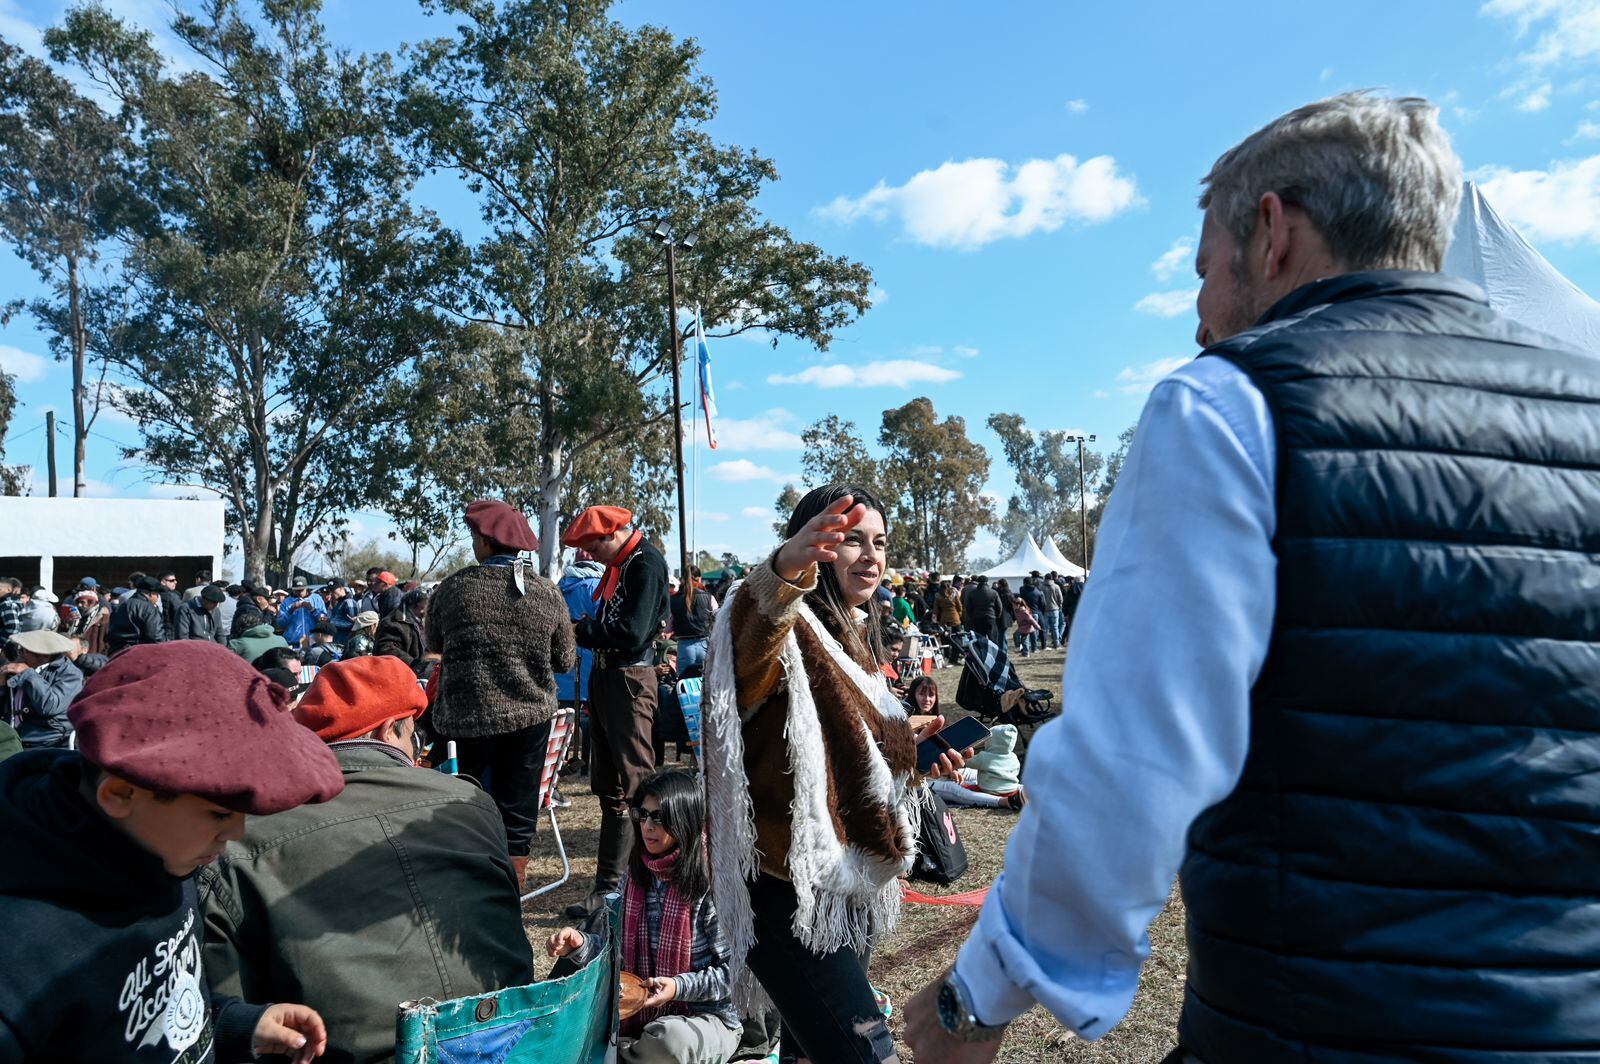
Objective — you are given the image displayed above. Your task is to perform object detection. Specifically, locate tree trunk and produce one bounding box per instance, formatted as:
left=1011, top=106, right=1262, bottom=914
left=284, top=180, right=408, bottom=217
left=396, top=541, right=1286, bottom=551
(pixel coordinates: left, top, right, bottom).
left=67, top=255, right=86, bottom=497
left=535, top=373, right=566, bottom=578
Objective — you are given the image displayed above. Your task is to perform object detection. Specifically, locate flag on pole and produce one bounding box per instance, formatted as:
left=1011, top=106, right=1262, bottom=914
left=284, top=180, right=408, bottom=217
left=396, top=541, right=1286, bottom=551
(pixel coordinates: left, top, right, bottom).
left=695, top=308, right=718, bottom=449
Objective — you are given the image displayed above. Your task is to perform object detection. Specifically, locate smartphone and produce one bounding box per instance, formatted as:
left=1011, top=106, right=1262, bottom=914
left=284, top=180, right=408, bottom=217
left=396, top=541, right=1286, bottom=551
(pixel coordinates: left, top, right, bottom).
left=916, top=715, right=991, bottom=774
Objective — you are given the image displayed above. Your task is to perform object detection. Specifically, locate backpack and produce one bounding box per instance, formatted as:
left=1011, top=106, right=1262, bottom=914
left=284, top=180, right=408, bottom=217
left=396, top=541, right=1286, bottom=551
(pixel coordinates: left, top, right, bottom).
left=911, top=789, right=969, bottom=885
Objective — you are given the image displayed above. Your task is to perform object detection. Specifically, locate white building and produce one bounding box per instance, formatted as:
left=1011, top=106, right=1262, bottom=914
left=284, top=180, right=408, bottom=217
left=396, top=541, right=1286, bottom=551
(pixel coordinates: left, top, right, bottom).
left=0, top=497, right=225, bottom=595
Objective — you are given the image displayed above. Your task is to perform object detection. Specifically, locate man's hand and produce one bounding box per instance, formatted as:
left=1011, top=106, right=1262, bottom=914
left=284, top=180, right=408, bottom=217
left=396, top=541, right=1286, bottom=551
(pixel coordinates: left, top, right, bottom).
left=252, top=1002, right=327, bottom=1064
left=903, top=975, right=1004, bottom=1064
left=546, top=927, right=585, bottom=958
left=641, top=976, right=677, bottom=1009
left=1, top=662, right=27, bottom=677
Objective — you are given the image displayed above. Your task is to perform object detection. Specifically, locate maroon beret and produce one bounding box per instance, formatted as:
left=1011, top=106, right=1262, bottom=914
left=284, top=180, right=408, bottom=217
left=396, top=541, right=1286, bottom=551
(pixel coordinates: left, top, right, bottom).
left=68, top=642, right=344, bottom=815
left=465, top=499, right=539, bottom=552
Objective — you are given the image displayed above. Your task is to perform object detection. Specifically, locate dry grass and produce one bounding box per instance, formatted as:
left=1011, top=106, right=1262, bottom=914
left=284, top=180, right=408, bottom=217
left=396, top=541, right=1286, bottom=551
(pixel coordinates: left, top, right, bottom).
left=518, top=645, right=1185, bottom=1063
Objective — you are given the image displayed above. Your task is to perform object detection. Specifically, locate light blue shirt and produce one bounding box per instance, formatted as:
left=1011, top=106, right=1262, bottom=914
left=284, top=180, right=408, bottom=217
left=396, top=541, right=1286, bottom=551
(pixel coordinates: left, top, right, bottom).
left=953, top=354, right=1277, bottom=1034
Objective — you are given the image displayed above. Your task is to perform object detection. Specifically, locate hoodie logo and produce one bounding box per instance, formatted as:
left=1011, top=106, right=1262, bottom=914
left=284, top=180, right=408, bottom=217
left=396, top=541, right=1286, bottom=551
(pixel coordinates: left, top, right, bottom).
left=118, top=906, right=211, bottom=1053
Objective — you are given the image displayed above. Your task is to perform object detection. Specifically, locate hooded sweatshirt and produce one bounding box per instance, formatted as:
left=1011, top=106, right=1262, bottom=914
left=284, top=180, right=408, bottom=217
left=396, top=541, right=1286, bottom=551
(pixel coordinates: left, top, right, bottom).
left=555, top=561, right=603, bottom=702
left=967, top=723, right=1022, bottom=795
left=226, top=623, right=289, bottom=666
left=0, top=749, right=264, bottom=1062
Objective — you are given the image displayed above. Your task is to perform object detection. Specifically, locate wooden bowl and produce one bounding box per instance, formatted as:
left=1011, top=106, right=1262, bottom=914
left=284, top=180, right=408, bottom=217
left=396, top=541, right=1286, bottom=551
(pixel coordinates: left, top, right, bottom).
left=619, top=971, right=648, bottom=1020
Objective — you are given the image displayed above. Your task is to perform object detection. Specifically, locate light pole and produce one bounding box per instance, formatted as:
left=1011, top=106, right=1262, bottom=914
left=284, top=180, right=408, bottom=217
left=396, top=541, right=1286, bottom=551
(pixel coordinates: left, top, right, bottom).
left=650, top=223, right=697, bottom=607
left=1065, top=433, right=1096, bottom=570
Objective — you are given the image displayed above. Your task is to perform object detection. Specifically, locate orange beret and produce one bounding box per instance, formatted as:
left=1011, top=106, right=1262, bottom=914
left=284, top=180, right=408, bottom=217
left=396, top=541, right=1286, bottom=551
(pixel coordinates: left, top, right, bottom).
left=293, top=656, right=428, bottom=743
left=562, top=505, right=632, bottom=547
left=465, top=499, right=539, bottom=552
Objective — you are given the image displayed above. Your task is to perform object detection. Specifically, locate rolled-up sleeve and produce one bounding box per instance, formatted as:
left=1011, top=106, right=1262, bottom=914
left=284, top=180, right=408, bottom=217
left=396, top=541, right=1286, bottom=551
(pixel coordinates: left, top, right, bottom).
left=953, top=356, right=1277, bottom=1034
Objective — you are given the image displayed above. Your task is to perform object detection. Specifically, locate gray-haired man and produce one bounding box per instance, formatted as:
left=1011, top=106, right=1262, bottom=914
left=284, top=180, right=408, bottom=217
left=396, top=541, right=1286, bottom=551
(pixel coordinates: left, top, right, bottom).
left=907, top=92, right=1600, bottom=1063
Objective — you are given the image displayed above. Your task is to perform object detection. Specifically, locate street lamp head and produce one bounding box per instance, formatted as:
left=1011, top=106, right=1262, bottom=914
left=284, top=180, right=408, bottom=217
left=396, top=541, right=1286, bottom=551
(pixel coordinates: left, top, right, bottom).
left=1089, top=434, right=1098, bottom=442
left=679, top=233, right=697, bottom=250
left=650, top=223, right=670, bottom=242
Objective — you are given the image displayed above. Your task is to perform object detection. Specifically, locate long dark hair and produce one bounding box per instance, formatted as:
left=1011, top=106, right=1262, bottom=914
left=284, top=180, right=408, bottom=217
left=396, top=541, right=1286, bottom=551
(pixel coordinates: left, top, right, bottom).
left=904, top=674, right=940, bottom=714
left=784, top=483, right=891, bottom=665
left=628, top=770, right=710, bottom=900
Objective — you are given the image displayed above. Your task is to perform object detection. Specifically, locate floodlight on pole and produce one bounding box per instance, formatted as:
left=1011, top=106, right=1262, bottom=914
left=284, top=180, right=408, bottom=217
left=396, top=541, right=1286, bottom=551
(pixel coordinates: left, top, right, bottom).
left=645, top=221, right=698, bottom=606
left=1064, top=433, right=1097, bottom=570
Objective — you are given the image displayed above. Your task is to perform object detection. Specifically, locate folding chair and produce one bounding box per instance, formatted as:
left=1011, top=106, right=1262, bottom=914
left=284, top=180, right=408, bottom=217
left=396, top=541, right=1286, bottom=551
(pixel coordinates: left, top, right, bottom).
left=676, top=677, right=702, bottom=765
left=521, top=708, right=577, bottom=902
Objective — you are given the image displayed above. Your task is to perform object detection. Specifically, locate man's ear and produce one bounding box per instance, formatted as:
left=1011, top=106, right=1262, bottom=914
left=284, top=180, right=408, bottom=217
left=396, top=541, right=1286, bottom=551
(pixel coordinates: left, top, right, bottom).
left=1254, top=191, right=1295, bottom=282
left=96, top=774, right=142, bottom=820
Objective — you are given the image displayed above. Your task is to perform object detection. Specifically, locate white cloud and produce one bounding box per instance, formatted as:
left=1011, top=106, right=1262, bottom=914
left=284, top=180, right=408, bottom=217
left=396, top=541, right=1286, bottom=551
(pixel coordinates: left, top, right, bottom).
left=1151, top=236, right=1195, bottom=281
left=1133, top=289, right=1199, bottom=318
left=740, top=506, right=771, bottom=519
left=767, top=359, right=961, bottom=389
left=1065, top=99, right=1089, bottom=114
left=908, top=344, right=945, bottom=358
left=695, top=510, right=729, bottom=523
left=1475, top=156, right=1600, bottom=242
left=0, top=344, right=49, bottom=383
left=708, top=459, right=796, bottom=484
left=868, top=286, right=889, bottom=306
left=816, top=153, right=1141, bottom=250
left=952, top=345, right=980, bottom=358
left=1570, top=119, right=1600, bottom=142
left=1484, top=0, right=1600, bottom=68
left=1514, top=82, right=1554, bottom=111
left=1112, top=356, right=1191, bottom=396
left=691, top=408, right=803, bottom=450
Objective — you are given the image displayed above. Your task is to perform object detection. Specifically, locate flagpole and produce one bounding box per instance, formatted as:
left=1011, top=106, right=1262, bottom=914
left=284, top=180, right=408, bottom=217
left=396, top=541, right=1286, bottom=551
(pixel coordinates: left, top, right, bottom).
left=664, top=241, right=693, bottom=611
left=691, top=308, right=700, bottom=565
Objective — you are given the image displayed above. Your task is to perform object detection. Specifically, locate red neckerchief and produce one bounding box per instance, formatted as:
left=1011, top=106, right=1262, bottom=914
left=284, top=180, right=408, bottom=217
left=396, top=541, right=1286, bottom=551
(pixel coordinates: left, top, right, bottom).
left=594, top=530, right=644, bottom=602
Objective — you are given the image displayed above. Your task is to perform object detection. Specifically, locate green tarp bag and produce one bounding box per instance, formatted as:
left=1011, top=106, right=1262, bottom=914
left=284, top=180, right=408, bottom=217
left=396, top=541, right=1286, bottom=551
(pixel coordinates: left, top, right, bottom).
left=394, top=899, right=619, bottom=1064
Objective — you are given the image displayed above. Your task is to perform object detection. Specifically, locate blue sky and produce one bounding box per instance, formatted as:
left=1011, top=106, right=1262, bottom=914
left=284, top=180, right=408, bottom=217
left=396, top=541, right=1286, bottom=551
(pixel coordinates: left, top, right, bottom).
left=3, top=0, right=1600, bottom=570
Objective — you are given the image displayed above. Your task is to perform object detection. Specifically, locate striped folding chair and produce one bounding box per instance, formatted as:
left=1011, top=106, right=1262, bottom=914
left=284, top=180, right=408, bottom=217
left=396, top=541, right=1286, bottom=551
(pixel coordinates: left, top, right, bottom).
left=520, top=707, right=577, bottom=902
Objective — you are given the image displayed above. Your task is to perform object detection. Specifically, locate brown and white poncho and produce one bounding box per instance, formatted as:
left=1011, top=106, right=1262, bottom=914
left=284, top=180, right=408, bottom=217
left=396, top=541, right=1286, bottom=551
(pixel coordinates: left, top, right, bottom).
left=701, top=561, right=924, bottom=1010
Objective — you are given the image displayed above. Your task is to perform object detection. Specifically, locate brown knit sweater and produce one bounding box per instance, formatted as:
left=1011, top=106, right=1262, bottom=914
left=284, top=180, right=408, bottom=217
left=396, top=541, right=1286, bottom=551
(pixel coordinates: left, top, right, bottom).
left=425, top=564, right=576, bottom=739
left=730, top=562, right=918, bottom=880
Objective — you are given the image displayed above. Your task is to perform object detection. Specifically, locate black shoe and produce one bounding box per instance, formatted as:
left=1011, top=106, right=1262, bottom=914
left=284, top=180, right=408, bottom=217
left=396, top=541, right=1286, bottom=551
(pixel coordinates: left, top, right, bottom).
left=563, top=890, right=608, bottom=919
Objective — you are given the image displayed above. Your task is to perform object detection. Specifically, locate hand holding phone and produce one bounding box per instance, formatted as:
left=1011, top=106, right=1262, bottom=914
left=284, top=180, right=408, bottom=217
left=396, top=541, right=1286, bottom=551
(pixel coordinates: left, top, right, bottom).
left=916, top=714, right=991, bottom=775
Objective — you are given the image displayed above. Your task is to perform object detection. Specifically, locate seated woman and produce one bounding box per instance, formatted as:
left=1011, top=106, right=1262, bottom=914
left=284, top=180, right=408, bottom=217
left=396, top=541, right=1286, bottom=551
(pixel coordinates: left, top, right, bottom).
left=548, top=770, right=739, bottom=1064
left=908, top=677, right=1026, bottom=812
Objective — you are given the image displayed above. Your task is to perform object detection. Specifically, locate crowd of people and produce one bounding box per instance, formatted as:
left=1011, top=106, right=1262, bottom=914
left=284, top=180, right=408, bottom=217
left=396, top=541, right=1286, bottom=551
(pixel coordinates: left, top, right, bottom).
left=4, top=90, right=1599, bottom=1064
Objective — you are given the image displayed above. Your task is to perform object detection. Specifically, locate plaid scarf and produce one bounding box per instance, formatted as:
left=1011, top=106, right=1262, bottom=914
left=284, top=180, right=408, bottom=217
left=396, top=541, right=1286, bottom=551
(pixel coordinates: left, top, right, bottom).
left=621, top=847, right=694, bottom=1037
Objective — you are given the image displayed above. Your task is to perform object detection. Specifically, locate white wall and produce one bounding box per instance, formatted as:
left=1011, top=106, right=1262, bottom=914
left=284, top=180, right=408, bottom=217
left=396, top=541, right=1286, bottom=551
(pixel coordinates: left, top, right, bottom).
left=0, top=498, right=224, bottom=588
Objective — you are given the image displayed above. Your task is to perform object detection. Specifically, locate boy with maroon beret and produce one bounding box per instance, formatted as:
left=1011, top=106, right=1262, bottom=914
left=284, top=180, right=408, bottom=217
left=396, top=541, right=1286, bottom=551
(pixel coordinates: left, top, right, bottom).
left=0, top=641, right=345, bottom=1063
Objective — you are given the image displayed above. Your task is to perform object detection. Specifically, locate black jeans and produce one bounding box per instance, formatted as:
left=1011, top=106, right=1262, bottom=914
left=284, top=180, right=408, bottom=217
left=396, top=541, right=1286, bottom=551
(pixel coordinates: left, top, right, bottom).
left=433, top=717, right=552, bottom=857
left=746, top=874, right=898, bottom=1064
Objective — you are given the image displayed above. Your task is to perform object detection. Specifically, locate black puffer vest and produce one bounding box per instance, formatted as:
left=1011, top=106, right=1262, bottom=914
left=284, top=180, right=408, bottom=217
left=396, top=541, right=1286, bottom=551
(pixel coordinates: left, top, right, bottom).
left=1179, top=271, right=1600, bottom=1063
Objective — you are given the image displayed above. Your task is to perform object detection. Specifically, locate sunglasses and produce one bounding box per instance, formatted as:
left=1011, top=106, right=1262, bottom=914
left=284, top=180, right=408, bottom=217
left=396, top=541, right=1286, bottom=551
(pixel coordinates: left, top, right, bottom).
left=629, top=806, right=667, bottom=827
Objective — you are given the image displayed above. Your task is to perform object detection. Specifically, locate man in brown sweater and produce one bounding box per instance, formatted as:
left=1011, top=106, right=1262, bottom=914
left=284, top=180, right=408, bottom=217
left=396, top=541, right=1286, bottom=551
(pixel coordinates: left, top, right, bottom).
left=425, top=499, right=575, bottom=885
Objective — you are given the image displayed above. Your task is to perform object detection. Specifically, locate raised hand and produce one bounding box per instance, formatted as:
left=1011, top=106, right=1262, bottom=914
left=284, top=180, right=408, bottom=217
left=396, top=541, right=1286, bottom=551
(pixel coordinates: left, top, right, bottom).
left=774, top=494, right=868, bottom=582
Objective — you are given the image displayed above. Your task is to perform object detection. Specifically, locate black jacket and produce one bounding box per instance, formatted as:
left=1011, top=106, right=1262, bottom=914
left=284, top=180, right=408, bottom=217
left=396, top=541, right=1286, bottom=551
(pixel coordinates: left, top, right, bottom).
left=107, top=596, right=165, bottom=654
left=174, top=600, right=225, bottom=644
left=574, top=539, right=668, bottom=664
left=1179, top=272, right=1600, bottom=1063
left=374, top=608, right=428, bottom=676
left=158, top=589, right=184, bottom=641
left=960, top=583, right=1002, bottom=642
left=0, top=750, right=263, bottom=1062
left=668, top=586, right=715, bottom=642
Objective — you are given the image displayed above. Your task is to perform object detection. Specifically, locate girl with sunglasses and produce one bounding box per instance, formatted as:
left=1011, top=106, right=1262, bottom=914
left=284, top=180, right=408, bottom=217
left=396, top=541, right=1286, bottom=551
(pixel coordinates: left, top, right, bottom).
left=547, top=770, right=738, bottom=1064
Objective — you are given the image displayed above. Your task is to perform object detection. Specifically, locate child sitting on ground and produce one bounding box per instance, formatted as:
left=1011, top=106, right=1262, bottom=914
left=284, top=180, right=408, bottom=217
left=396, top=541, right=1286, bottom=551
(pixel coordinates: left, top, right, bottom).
left=907, top=676, right=1026, bottom=812
left=547, top=770, right=740, bottom=1064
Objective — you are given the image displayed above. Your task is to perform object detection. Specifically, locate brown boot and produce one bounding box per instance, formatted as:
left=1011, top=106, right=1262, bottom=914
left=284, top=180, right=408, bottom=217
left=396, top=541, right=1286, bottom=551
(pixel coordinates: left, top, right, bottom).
left=511, top=855, right=529, bottom=887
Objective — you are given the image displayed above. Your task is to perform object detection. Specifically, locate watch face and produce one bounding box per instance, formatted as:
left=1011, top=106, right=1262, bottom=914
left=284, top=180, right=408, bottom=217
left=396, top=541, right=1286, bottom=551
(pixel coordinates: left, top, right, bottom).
left=937, top=981, right=965, bottom=1032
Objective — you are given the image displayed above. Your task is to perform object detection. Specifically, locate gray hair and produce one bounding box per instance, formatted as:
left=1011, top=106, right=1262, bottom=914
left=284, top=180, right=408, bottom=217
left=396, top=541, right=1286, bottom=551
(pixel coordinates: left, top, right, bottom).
left=1199, top=92, right=1462, bottom=272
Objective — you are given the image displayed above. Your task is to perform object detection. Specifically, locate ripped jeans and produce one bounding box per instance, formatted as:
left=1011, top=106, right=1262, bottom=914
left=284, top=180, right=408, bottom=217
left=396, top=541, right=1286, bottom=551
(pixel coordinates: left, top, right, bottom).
left=745, top=874, right=899, bottom=1064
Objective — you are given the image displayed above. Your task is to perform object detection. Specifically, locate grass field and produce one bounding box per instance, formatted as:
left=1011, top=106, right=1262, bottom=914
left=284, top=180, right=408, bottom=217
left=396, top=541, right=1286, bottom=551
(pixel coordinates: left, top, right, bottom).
left=518, top=645, right=1186, bottom=1063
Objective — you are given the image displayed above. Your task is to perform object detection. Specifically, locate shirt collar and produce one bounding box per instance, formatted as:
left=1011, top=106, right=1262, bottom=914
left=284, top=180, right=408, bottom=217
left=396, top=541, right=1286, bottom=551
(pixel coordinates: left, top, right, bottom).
left=481, top=553, right=520, bottom=567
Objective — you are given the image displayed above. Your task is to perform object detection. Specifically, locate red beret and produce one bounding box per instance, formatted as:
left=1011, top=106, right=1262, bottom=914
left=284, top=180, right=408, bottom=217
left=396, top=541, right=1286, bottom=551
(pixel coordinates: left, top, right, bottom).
left=562, top=505, right=632, bottom=547
left=293, top=656, right=428, bottom=742
left=465, top=499, right=539, bottom=552
left=69, top=642, right=343, bottom=815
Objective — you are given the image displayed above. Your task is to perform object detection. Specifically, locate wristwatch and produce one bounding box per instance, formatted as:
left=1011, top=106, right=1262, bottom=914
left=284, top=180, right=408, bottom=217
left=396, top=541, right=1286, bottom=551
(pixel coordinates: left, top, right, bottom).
left=935, top=971, right=1007, bottom=1042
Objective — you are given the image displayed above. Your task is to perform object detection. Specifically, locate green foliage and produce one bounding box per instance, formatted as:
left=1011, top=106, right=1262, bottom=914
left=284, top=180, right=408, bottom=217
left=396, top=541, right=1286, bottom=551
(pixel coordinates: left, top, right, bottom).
left=0, top=369, right=24, bottom=494
left=987, top=414, right=1137, bottom=567
left=44, top=0, right=449, bottom=582
left=799, top=415, right=883, bottom=497
left=398, top=0, right=872, bottom=572
left=772, top=482, right=801, bottom=539
left=878, top=397, right=992, bottom=571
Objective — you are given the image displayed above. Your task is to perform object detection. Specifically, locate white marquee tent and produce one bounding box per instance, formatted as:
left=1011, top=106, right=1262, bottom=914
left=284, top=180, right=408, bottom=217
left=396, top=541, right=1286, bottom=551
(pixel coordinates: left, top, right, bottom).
left=1041, top=537, right=1087, bottom=577
left=980, top=533, right=1085, bottom=583
left=1445, top=181, right=1600, bottom=356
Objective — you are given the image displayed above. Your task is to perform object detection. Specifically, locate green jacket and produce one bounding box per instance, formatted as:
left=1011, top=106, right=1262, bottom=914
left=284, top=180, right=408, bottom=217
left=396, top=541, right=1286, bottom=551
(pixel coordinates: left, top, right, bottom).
left=227, top=622, right=290, bottom=665
left=199, top=742, right=533, bottom=1064
left=0, top=722, right=21, bottom=763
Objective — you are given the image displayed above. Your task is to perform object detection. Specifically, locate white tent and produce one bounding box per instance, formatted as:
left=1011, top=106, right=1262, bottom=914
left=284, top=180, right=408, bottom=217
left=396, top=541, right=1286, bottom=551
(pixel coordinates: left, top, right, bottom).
left=1040, top=537, right=1087, bottom=577
left=980, top=533, right=1085, bottom=583
left=1445, top=181, right=1600, bottom=356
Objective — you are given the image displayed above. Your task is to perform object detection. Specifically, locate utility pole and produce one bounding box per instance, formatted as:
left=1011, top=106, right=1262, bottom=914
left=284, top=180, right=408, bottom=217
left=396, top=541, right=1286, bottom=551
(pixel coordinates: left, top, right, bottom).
left=1066, top=433, right=1096, bottom=569
left=45, top=411, right=57, bottom=498
left=651, top=223, right=697, bottom=608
